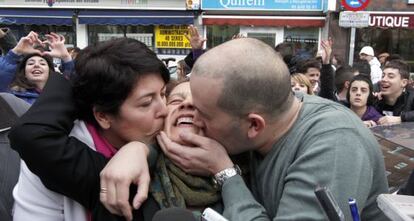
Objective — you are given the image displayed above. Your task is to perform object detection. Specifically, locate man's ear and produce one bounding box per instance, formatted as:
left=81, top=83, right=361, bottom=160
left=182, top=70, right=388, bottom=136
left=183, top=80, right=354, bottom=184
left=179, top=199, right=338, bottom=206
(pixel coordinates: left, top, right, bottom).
left=344, top=81, right=350, bottom=90
left=401, top=78, right=409, bottom=88
left=246, top=113, right=266, bottom=139
left=93, top=107, right=111, bottom=129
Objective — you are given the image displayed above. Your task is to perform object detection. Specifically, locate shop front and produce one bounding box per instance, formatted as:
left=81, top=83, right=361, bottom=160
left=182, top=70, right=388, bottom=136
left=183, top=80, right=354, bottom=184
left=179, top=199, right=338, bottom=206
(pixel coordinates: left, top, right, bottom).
left=0, top=8, right=76, bottom=47
left=200, top=0, right=327, bottom=57
left=0, top=0, right=196, bottom=59
left=355, top=12, right=414, bottom=70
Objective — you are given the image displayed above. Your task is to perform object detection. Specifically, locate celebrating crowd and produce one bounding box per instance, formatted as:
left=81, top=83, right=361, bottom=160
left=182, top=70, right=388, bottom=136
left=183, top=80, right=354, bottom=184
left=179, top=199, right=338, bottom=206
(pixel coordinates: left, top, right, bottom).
left=1, top=25, right=414, bottom=221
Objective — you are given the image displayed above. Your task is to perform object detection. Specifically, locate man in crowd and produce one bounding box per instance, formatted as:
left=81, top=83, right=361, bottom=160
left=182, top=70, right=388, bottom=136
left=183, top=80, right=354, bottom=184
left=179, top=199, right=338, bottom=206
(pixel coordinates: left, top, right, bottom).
left=155, top=38, right=388, bottom=220
left=297, top=59, right=321, bottom=94
left=359, top=46, right=382, bottom=85
left=375, top=59, right=414, bottom=124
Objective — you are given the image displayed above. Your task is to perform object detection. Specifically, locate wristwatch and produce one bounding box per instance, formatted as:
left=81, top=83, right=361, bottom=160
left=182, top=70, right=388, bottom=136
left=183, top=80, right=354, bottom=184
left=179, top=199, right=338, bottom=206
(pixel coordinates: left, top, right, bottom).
left=213, top=164, right=242, bottom=187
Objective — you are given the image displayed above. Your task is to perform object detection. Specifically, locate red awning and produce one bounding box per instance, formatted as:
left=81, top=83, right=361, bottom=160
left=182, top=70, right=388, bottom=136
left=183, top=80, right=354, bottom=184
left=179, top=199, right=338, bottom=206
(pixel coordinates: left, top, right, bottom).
left=202, top=15, right=325, bottom=27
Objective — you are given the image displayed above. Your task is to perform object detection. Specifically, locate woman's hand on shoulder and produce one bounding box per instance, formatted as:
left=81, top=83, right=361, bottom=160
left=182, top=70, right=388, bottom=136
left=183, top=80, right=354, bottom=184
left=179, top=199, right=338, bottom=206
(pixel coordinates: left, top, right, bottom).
left=99, top=141, right=150, bottom=221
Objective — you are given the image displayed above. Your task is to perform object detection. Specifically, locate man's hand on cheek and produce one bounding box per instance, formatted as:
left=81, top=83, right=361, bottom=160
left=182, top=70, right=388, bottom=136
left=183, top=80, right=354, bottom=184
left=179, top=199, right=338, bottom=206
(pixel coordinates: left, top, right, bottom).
left=157, top=131, right=233, bottom=177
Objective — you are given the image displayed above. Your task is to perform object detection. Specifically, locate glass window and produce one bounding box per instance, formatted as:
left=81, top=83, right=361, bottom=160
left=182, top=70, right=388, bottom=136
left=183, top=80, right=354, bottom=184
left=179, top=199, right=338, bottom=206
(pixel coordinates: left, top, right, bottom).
left=356, top=28, right=414, bottom=71
left=284, top=27, right=319, bottom=60
left=88, top=25, right=154, bottom=49
left=5, top=24, right=76, bottom=47
left=206, top=25, right=240, bottom=49
left=247, top=32, right=275, bottom=48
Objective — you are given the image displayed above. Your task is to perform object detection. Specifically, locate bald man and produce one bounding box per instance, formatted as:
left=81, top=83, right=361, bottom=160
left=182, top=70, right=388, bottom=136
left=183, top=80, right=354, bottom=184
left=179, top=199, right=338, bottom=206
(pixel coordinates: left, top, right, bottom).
left=156, top=38, right=389, bottom=220
left=98, top=38, right=388, bottom=220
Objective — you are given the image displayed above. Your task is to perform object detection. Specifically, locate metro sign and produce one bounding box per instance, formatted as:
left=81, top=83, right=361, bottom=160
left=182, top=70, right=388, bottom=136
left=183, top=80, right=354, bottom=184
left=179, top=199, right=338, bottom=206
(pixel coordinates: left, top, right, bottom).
left=341, top=0, right=370, bottom=11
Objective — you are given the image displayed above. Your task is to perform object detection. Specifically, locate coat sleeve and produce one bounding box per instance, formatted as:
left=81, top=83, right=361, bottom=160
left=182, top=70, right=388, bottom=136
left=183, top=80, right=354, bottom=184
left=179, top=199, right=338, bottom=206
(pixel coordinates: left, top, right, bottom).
left=0, top=50, right=21, bottom=92
left=9, top=73, right=108, bottom=210
left=318, top=64, right=336, bottom=101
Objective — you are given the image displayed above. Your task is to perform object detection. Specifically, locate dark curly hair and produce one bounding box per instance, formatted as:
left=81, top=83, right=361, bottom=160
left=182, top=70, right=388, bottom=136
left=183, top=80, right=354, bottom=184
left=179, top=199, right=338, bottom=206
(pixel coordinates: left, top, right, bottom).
left=72, top=38, right=170, bottom=125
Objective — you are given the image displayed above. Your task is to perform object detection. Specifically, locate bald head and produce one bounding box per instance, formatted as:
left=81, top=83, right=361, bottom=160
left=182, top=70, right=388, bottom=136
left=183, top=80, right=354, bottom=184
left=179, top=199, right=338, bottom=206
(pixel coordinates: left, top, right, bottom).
left=192, top=38, right=293, bottom=118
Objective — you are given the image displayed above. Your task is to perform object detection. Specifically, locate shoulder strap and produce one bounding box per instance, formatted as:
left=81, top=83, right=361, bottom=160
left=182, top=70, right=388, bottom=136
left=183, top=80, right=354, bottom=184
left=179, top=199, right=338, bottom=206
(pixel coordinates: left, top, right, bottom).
left=0, top=96, right=18, bottom=130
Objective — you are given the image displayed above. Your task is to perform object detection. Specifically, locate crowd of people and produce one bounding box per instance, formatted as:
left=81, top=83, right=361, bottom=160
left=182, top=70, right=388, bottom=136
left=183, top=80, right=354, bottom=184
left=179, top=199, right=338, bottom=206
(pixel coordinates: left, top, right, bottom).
left=0, top=25, right=413, bottom=221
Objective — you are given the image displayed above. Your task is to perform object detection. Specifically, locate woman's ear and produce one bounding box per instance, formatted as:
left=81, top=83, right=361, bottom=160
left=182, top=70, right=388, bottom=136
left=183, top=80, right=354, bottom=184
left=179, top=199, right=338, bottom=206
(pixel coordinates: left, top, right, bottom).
left=246, top=113, right=266, bottom=139
left=93, top=107, right=111, bottom=129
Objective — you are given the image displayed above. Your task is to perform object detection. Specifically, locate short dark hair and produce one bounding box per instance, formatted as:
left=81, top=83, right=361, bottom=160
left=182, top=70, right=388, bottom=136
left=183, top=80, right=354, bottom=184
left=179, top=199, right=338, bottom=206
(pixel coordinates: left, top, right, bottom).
left=72, top=38, right=169, bottom=125
left=10, top=53, right=54, bottom=91
left=384, top=59, right=410, bottom=79
left=346, top=75, right=375, bottom=106
left=335, top=65, right=354, bottom=93
left=352, top=60, right=371, bottom=79
left=297, top=59, right=321, bottom=73
left=385, top=54, right=403, bottom=64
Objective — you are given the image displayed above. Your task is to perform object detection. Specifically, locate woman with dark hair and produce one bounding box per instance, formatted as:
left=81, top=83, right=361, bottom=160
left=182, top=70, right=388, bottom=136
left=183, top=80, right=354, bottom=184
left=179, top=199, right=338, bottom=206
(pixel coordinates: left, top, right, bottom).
left=8, top=52, right=54, bottom=103
left=0, top=32, right=73, bottom=104
left=347, top=75, right=382, bottom=127
left=11, top=37, right=169, bottom=221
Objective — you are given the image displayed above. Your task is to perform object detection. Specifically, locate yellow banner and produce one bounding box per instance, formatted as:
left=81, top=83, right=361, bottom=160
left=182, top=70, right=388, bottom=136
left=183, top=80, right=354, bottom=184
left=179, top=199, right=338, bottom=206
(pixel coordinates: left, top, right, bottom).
left=155, top=25, right=191, bottom=49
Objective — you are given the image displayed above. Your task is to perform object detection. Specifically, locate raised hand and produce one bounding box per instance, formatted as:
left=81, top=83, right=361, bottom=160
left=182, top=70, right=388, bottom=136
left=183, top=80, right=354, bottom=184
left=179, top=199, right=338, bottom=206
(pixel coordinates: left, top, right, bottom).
left=43, top=32, right=72, bottom=62
left=320, top=37, right=333, bottom=65
left=185, top=25, right=206, bottom=50
left=11, top=31, right=43, bottom=55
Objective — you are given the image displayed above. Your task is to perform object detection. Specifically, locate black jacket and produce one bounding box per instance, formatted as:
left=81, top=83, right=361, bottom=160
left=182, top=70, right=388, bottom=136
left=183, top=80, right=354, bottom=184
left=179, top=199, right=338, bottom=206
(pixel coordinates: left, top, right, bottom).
left=374, top=89, right=414, bottom=122
left=9, top=74, right=159, bottom=221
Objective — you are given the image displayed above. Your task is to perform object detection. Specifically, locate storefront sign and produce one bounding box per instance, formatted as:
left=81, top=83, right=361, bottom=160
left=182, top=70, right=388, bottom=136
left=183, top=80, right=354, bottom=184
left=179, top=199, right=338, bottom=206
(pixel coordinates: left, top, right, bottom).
left=155, top=25, right=191, bottom=49
left=339, top=11, right=370, bottom=28
left=369, top=14, right=414, bottom=28
left=0, top=0, right=185, bottom=9
left=201, top=0, right=323, bottom=11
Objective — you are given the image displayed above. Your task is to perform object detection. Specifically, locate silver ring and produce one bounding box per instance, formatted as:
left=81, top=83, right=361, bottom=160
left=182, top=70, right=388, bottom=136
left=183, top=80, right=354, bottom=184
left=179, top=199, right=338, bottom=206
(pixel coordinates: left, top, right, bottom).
left=100, top=187, right=107, bottom=193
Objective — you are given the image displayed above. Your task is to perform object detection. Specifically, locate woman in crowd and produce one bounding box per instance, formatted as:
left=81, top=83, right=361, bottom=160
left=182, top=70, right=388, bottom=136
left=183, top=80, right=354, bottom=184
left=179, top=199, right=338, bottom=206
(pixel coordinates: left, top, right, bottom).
left=11, top=38, right=222, bottom=221
left=290, top=73, right=314, bottom=95
left=347, top=75, right=382, bottom=128
left=0, top=32, right=73, bottom=104
left=12, top=37, right=168, bottom=221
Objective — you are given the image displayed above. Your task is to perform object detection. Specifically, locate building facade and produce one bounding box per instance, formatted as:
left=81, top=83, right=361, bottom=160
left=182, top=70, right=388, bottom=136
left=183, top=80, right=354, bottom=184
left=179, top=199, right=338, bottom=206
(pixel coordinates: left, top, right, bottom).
left=0, top=0, right=195, bottom=59
left=198, top=0, right=334, bottom=59
left=332, top=0, right=414, bottom=69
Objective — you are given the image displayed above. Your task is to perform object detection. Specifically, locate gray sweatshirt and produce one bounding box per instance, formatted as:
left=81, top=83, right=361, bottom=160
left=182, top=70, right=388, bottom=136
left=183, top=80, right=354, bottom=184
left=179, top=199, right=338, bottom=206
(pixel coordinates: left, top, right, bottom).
left=221, top=94, right=389, bottom=221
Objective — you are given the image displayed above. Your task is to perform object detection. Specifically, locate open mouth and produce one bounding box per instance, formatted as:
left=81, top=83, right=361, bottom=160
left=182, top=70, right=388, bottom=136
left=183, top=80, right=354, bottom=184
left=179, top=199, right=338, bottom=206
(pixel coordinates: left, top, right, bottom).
left=32, top=70, right=43, bottom=76
left=380, top=83, right=390, bottom=89
left=175, top=116, right=194, bottom=127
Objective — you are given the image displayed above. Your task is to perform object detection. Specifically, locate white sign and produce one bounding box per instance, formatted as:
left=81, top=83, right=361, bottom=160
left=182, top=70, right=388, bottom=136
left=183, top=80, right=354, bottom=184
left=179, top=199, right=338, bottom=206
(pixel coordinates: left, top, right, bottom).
left=369, top=15, right=410, bottom=28
left=339, top=11, right=370, bottom=28
left=97, top=33, right=153, bottom=47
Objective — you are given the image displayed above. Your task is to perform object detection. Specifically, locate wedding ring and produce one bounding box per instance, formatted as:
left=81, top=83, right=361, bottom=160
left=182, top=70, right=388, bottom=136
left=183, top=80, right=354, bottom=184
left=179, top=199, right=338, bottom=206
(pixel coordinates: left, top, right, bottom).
left=100, top=187, right=107, bottom=193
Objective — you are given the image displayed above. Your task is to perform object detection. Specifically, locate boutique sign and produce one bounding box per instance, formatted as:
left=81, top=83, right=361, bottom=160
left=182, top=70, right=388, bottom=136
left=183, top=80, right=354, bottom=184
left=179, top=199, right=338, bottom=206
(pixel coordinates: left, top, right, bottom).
left=369, top=14, right=414, bottom=29
left=201, top=0, right=323, bottom=11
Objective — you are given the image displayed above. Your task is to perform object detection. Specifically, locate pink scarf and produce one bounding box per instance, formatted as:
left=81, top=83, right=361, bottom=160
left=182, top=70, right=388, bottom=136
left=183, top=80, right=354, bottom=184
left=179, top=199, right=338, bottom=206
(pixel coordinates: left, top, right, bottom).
left=85, top=122, right=118, bottom=221
left=85, top=123, right=118, bottom=158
